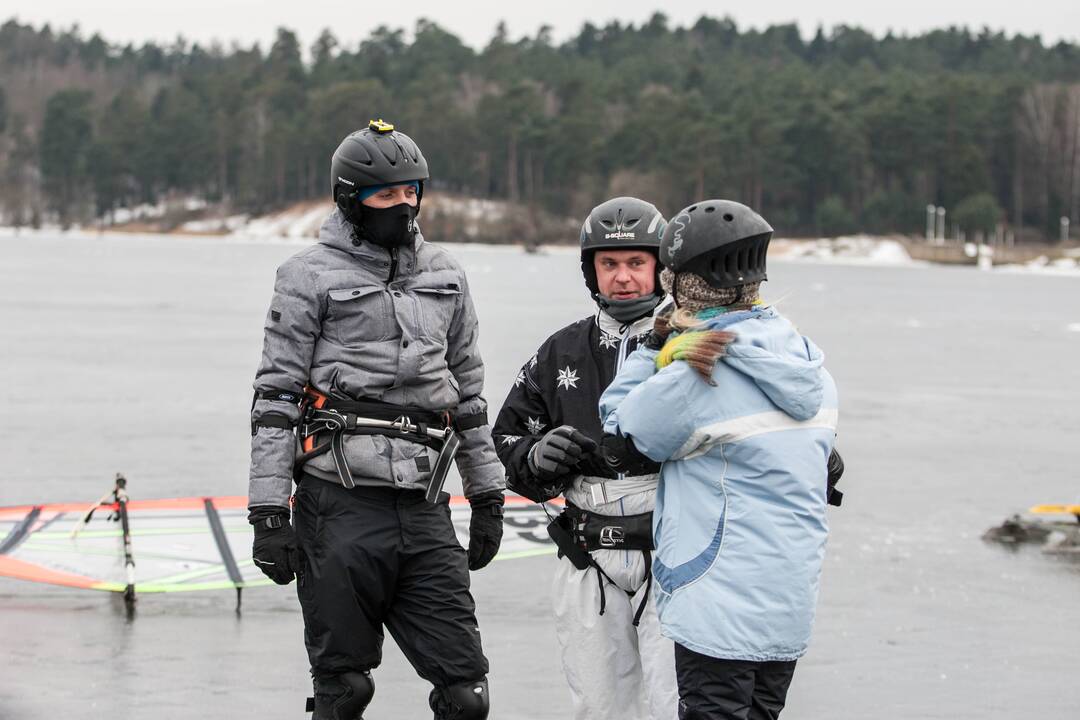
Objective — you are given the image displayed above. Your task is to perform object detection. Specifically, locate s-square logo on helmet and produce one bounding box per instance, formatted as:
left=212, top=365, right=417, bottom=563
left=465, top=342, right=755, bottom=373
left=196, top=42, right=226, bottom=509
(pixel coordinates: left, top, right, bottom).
left=604, top=231, right=636, bottom=240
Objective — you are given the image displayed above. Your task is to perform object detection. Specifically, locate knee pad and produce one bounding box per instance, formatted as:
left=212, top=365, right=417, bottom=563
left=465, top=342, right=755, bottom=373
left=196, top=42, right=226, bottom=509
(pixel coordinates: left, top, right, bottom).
left=428, top=678, right=489, bottom=720
left=307, top=671, right=374, bottom=720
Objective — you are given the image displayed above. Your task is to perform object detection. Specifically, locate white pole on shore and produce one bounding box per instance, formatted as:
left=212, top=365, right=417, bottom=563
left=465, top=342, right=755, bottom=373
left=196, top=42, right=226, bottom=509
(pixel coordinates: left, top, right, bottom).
left=977, top=231, right=993, bottom=270
left=936, top=207, right=946, bottom=242
left=1062, top=216, right=1071, bottom=243
left=926, top=205, right=936, bottom=241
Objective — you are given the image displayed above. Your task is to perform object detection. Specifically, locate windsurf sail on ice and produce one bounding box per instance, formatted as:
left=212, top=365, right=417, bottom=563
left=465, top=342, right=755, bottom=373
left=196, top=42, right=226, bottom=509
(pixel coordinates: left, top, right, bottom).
left=0, top=475, right=558, bottom=607
left=0, top=475, right=269, bottom=607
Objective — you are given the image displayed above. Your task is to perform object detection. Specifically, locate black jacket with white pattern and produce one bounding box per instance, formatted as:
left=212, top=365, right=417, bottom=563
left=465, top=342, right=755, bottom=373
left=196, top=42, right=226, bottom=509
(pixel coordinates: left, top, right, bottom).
left=493, top=311, right=659, bottom=503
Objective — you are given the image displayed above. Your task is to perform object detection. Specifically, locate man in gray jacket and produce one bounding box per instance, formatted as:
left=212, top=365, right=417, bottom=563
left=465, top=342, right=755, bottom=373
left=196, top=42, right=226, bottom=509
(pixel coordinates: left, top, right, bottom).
left=248, top=120, right=505, bottom=720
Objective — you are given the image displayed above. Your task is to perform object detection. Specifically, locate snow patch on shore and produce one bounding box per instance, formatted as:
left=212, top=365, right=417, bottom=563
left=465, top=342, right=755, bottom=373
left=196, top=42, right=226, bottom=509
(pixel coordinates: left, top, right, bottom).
left=230, top=203, right=329, bottom=240
left=771, top=236, right=918, bottom=266
left=178, top=215, right=249, bottom=234
left=994, top=256, right=1080, bottom=277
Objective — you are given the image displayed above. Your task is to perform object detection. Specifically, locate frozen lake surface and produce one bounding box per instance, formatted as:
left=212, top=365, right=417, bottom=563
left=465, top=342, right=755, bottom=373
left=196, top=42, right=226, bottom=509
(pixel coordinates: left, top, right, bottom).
left=1, top=233, right=1079, bottom=719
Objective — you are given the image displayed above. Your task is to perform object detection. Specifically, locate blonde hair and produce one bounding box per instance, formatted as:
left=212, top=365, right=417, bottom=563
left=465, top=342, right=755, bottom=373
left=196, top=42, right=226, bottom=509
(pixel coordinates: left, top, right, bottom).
left=655, top=307, right=708, bottom=337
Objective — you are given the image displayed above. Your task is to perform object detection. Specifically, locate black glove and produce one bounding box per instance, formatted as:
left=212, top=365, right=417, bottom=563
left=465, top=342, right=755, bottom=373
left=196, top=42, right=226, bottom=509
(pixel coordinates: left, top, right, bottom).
left=576, top=443, right=618, bottom=479
left=250, top=506, right=301, bottom=585
left=642, top=329, right=666, bottom=351
left=826, top=448, right=845, bottom=507
left=527, top=425, right=598, bottom=480
left=600, top=431, right=656, bottom=474
left=643, top=304, right=676, bottom=350
left=467, top=491, right=505, bottom=571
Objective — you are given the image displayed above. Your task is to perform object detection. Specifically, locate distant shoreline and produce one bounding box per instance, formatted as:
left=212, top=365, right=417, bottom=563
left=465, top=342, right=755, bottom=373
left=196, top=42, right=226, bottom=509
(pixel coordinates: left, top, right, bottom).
left=5, top=223, right=1079, bottom=278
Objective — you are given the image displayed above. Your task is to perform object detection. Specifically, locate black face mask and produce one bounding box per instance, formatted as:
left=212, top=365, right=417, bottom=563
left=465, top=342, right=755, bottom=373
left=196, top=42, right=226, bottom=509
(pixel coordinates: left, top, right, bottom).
left=357, top=203, right=418, bottom=249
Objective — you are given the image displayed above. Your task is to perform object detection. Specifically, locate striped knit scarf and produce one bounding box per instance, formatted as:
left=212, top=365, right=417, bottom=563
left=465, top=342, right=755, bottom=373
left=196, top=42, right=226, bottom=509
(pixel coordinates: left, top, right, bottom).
left=655, top=327, right=735, bottom=384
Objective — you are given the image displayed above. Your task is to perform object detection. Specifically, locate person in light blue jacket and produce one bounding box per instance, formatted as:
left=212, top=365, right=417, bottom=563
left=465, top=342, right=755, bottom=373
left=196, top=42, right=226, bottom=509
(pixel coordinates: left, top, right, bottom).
left=599, top=200, right=838, bottom=720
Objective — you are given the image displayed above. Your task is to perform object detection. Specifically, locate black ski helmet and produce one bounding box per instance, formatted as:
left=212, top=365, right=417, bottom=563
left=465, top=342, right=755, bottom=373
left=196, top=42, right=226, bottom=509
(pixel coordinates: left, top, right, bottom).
left=660, top=199, right=772, bottom=289
left=580, top=196, right=666, bottom=301
left=331, top=119, right=429, bottom=222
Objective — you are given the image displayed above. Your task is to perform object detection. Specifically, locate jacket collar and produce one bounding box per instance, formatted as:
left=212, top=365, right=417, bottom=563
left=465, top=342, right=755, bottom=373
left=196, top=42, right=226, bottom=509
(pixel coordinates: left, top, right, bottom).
left=597, top=306, right=658, bottom=338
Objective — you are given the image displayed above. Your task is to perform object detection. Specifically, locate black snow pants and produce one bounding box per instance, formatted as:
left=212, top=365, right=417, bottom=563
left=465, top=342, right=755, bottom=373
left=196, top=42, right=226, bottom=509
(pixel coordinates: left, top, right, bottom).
left=292, top=478, right=489, bottom=688
left=676, top=644, right=796, bottom=720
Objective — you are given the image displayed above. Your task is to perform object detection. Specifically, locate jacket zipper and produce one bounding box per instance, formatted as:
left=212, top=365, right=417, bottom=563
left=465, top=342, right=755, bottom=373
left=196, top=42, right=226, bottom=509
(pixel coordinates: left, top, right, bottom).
left=616, top=323, right=633, bottom=373
left=614, top=324, right=634, bottom=483
left=388, top=247, right=398, bottom=281
left=615, top=323, right=632, bottom=564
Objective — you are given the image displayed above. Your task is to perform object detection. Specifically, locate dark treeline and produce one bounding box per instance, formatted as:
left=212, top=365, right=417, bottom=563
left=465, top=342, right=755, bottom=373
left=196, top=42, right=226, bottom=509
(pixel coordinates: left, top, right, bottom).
left=2, top=15, right=1080, bottom=240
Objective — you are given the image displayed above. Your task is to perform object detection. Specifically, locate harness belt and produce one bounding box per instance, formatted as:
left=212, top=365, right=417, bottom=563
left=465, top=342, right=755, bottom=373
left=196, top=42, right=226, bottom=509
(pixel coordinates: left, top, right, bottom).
left=546, top=503, right=655, bottom=626
left=252, top=388, right=486, bottom=503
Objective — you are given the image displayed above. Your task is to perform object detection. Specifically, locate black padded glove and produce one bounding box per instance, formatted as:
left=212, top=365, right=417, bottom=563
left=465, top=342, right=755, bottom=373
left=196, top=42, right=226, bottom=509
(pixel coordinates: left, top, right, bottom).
left=576, top=443, right=617, bottom=479
left=527, top=425, right=598, bottom=480
left=250, top=506, right=301, bottom=585
left=467, top=491, right=505, bottom=571
left=600, top=431, right=655, bottom=474
left=826, top=448, right=845, bottom=507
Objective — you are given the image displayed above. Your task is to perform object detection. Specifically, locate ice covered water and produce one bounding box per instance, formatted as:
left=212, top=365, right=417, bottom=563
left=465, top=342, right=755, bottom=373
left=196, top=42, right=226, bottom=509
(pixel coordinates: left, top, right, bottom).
left=1, top=234, right=1078, bottom=718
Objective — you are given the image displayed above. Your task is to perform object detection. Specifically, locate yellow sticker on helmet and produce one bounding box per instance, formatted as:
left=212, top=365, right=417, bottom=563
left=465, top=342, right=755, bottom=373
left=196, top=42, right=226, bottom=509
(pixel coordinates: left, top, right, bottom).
left=368, top=119, right=395, bottom=134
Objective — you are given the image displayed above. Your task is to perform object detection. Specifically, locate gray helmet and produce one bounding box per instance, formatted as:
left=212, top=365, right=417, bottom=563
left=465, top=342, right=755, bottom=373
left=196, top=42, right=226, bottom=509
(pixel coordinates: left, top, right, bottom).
left=660, top=199, right=772, bottom=289
left=580, top=197, right=666, bottom=310
left=331, top=120, right=429, bottom=220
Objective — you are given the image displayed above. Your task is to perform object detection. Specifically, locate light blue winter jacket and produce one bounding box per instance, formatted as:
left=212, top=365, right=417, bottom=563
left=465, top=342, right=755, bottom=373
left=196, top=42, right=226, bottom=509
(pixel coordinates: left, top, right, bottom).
left=599, top=306, right=837, bottom=661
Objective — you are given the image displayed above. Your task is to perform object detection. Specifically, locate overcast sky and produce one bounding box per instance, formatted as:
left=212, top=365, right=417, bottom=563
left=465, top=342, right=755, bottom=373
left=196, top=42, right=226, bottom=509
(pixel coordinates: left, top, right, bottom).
left=5, top=0, right=1079, bottom=51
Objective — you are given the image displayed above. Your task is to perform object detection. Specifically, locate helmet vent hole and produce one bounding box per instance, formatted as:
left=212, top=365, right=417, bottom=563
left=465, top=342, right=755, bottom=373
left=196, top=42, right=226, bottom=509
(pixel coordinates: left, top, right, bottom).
left=624, top=218, right=641, bottom=229
left=705, top=206, right=715, bottom=213
left=723, top=213, right=734, bottom=222
left=688, top=205, right=698, bottom=213
left=599, top=219, right=616, bottom=230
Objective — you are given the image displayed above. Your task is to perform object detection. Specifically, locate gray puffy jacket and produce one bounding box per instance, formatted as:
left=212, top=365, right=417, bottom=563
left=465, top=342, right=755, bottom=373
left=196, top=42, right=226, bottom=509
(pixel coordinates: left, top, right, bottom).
left=248, top=209, right=504, bottom=509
